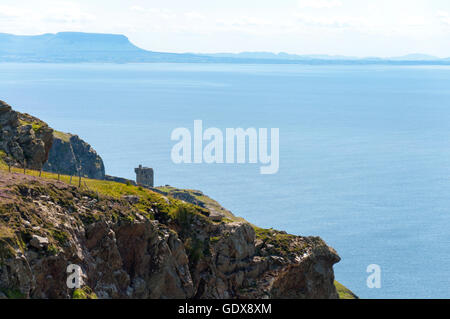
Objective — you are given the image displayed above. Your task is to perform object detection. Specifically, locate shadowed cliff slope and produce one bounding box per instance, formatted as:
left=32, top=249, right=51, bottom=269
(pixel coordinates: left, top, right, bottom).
left=0, top=100, right=105, bottom=179
left=43, top=131, right=105, bottom=180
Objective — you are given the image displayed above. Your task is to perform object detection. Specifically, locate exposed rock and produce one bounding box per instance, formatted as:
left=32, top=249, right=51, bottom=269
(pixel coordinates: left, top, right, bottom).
left=208, top=212, right=223, bottom=222
left=0, top=173, right=342, bottom=299
left=0, top=100, right=53, bottom=169
left=0, top=100, right=104, bottom=180
left=122, top=195, right=140, bottom=204
left=156, top=186, right=244, bottom=223
left=29, top=235, right=49, bottom=249
left=43, top=131, right=105, bottom=179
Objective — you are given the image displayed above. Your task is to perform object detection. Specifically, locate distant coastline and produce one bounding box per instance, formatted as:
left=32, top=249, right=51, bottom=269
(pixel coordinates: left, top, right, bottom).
left=1, top=32, right=450, bottom=65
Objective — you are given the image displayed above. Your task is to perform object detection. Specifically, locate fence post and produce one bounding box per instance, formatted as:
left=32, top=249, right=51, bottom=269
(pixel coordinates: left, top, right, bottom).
left=78, top=172, right=81, bottom=188
left=8, top=163, right=11, bottom=173
left=58, top=172, right=60, bottom=181
left=23, top=160, right=26, bottom=175
left=39, top=168, right=42, bottom=177
left=69, top=175, right=72, bottom=185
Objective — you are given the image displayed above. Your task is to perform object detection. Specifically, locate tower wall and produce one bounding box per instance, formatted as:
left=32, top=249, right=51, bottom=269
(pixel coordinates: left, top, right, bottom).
left=135, top=165, right=154, bottom=187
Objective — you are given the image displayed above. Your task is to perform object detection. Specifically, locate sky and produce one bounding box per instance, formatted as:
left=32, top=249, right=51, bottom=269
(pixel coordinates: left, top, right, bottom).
left=0, top=0, right=450, bottom=57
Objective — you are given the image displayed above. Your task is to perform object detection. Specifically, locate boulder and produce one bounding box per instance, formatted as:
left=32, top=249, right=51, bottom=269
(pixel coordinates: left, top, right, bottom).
left=122, top=195, right=140, bottom=204
left=30, top=235, right=49, bottom=249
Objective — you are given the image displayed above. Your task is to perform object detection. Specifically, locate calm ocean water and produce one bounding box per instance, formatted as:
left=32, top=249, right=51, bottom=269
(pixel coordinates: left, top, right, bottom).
left=1, top=63, right=450, bottom=298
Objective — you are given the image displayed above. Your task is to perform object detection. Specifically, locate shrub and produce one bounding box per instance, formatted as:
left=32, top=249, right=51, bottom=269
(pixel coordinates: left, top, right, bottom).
left=0, top=288, right=25, bottom=299
left=72, top=286, right=98, bottom=299
left=185, top=237, right=204, bottom=266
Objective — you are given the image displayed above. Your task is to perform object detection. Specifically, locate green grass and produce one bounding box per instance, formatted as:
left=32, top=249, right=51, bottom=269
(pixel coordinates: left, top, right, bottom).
left=0, top=164, right=164, bottom=206
left=0, top=150, right=8, bottom=167
left=18, top=119, right=44, bottom=132
left=335, top=281, right=358, bottom=299
left=253, top=226, right=309, bottom=258
left=0, top=288, right=26, bottom=299
left=210, top=236, right=220, bottom=243
left=0, top=225, right=14, bottom=239
left=72, top=286, right=98, bottom=299
left=156, top=186, right=248, bottom=224
left=184, top=236, right=205, bottom=266
left=48, top=229, right=69, bottom=245
left=221, top=217, right=235, bottom=223
left=53, top=130, right=71, bottom=142
left=0, top=163, right=215, bottom=231
left=0, top=163, right=358, bottom=301
left=0, top=225, right=20, bottom=261
left=0, top=165, right=179, bottom=255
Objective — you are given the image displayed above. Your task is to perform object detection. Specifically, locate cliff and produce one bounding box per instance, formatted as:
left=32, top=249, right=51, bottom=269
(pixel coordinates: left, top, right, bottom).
left=0, top=100, right=105, bottom=179
left=0, top=102, right=355, bottom=299
left=43, top=131, right=105, bottom=180
left=0, top=100, right=53, bottom=169
left=0, top=172, right=341, bottom=299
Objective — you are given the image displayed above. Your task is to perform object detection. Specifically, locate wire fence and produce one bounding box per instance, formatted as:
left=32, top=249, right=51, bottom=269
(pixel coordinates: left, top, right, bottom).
left=2, top=161, right=89, bottom=190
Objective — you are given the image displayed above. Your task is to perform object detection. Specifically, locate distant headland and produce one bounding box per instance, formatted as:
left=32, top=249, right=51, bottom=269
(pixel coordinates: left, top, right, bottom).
left=1, top=32, right=449, bottom=65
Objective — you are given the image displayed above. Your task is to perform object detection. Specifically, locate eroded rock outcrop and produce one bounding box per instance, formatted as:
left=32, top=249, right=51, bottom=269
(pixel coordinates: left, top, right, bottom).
left=0, top=100, right=53, bottom=169
left=0, top=100, right=104, bottom=180
left=0, top=173, right=341, bottom=299
left=43, top=131, right=105, bottom=180
left=0, top=101, right=350, bottom=299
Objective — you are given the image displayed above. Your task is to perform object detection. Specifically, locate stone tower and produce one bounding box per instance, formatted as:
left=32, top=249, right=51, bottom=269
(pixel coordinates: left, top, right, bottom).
left=135, top=165, right=154, bottom=187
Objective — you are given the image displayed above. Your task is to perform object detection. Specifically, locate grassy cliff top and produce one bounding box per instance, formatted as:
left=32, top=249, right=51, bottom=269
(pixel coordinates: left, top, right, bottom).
left=156, top=185, right=246, bottom=223
left=17, top=112, right=50, bottom=132
left=53, top=130, right=72, bottom=142
left=334, top=281, right=359, bottom=299
left=0, top=160, right=357, bottom=299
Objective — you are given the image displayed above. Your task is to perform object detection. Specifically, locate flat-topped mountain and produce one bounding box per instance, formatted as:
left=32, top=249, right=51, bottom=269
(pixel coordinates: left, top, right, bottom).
left=0, top=32, right=142, bottom=54
left=0, top=32, right=207, bottom=63
left=1, top=32, right=449, bottom=64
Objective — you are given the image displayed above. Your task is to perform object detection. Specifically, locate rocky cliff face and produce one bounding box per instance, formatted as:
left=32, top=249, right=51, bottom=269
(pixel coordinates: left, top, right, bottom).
left=0, top=173, right=340, bottom=299
left=0, top=101, right=351, bottom=299
left=43, top=131, right=105, bottom=180
left=0, top=100, right=53, bottom=169
left=0, top=101, right=105, bottom=180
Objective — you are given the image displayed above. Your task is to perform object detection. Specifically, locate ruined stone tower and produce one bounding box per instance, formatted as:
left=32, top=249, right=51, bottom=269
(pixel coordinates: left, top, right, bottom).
left=135, top=165, right=154, bottom=187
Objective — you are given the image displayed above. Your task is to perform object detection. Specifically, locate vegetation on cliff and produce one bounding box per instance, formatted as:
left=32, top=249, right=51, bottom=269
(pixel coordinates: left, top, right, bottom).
left=43, top=130, right=105, bottom=180
left=0, top=100, right=356, bottom=299
left=0, top=100, right=104, bottom=180
left=157, top=186, right=356, bottom=299
left=0, top=100, right=53, bottom=169
left=0, top=167, right=353, bottom=299
left=334, top=281, right=358, bottom=299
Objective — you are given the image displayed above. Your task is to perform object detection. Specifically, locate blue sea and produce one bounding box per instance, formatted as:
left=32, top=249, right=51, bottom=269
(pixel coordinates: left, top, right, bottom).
left=1, top=63, right=450, bottom=299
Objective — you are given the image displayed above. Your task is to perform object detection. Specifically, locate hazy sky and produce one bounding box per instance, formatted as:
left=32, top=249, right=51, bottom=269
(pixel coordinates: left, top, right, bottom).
left=1, top=0, right=450, bottom=57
